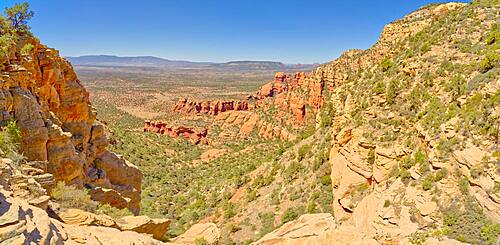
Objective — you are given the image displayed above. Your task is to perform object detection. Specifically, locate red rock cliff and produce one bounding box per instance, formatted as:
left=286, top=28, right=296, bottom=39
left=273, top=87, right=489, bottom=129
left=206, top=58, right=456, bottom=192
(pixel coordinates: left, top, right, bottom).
left=173, top=98, right=249, bottom=115
left=0, top=36, right=142, bottom=214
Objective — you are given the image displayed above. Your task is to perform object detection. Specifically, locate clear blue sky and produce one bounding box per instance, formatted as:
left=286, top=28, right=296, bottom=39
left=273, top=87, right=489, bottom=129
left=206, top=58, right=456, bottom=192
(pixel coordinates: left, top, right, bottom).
left=1, top=0, right=469, bottom=63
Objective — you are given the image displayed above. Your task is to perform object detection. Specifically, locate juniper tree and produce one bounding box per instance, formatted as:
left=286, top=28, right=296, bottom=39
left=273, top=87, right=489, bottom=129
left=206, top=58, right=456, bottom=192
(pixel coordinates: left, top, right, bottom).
left=4, top=2, right=34, bottom=32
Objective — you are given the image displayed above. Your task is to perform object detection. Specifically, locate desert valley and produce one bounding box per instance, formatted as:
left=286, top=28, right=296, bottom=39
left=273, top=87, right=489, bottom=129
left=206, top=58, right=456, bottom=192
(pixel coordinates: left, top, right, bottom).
left=0, top=1, right=499, bottom=244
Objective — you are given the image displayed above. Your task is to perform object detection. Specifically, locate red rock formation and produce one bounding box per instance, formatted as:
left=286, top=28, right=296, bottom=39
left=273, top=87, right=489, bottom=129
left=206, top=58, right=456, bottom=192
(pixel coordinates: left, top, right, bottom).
left=252, top=71, right=323, bottom=126
left=0, top=37, right=142, bottom=214
left=215, top=111, right=297, bottom=141
left=144, top=121, right=208, bottom=144
left=173, top=98, right=249, bottom=116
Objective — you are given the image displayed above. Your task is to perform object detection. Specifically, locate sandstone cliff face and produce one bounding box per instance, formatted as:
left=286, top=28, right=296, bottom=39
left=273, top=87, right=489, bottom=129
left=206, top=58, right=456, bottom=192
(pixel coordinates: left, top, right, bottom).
left=173, top=98, right=249, bottom=115
left=253, top=71, right=322, bottom=126
left=0, top=37, right=142, bottom=214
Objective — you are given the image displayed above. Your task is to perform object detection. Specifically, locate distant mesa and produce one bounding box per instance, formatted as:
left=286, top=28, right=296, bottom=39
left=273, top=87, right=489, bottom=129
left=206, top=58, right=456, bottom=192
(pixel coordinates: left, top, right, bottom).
left=66, top=55, right=316, bottom=70
left=66, top=55, right=212, bottom=68
left=215, top=60, right=285, bottom=70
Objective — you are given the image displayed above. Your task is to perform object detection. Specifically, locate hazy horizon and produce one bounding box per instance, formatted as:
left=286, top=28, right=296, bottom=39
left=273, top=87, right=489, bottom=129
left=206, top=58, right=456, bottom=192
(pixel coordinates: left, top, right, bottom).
left=1, top=0, right=470, bottom=63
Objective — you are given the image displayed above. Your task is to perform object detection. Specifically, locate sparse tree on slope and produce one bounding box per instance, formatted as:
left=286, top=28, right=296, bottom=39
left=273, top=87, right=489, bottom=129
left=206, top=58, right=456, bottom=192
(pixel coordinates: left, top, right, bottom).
left=4, top=2, right=34, bottom=33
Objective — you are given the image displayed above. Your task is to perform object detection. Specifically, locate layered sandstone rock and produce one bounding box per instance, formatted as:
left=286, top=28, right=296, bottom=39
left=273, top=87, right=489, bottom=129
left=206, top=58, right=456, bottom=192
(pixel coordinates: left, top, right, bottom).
left=0, top=157, right=163, bottom=244
left=144, top=121, right=208, bottom=144
left=0, top=37, right=142, bottom=214
left=0, top=192, right=165, bottom=244
left=173, top=98, right=249, bottom=115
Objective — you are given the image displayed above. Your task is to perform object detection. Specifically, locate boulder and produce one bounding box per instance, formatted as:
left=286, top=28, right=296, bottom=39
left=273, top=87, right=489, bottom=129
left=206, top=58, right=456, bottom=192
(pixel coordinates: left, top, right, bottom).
left=59, top=209, right=117, bottom=228
left=172, top=223, right=220, bottom=245
left=116, top=215, right=170, bottom=240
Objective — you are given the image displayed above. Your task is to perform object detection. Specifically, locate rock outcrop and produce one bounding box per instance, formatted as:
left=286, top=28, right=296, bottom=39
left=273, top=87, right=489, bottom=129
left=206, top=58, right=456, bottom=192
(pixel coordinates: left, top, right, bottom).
left=0, top=37, right=142, bottom=213
left=252, top=71, right=322, bottom=126
left=144, top=120, right=208, bottom=144
left=171, top=222, right=220, bottom=245
left=0, top=193, right=166, bottom=244
left=173, top=98, right=249, bottom=115
left=215, top=111, right=297, bottom=141
left=253, top=213, right=377, bottom=245
left=0, top=156, right=164, bottom=244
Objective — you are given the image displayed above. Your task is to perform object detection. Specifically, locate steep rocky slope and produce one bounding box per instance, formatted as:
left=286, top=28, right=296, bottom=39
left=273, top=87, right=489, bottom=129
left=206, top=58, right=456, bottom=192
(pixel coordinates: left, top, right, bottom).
left=197, top=1, right=499, bottom=244
left=0, top=36, right=142, bottom=213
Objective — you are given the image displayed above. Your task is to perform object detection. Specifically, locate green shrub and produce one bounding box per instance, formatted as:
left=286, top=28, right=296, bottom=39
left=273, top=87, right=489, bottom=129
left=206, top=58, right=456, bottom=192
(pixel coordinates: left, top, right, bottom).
left=319, top=175, right=331, bottom=186
left=319, top=102, right=335, bottom=128
left=51, top=182, right=98, bottom=212
left=372, top=81, right=385, bottom=94
left=194, top=237, right=209, bottom=245
left=493, top=181, right=500, bottom=195
left=443, top=196, right=499, bottom=244
left=20, top=43, right=33, bottom=55
left=420, top=42, right=431, bottom=53
left=0, top=34, right=15, bottom=59
left=485, top=23, right=499, bottom=45
left=480, top=223, right=500, bottom=244
left=459, top=178, right=470, bottom=194
left=246, top=189, right=258, bottom=202
left=297, top=144, right=311, bottom=161
left=223, top=203, right=237, bottom=219
left=436, top=138, right=458, bottom=159
left=0, top=120, right=23, bottom=163
left=283, top=161, right=304, bottom=181
left=380, top=57, right=393, bottom=72
left=253, top=174, right=274, bottom=188
left=367, top=149, right=375, bottom=165
left=307, top=200, right=317, bottom=213
left=98, top=204, right=133, bottom=218
left=270, top=188, right=280, bottom=205
left=281, top=208, right=299, bottom=224
left=384, top=200, right=391, bottom=208
left=422, top=177, right=433, bottom=191
left=258, top=212, right=275, bottom=236
left=479, top=52, right=498, bottom=73
left=433, top=168, right=448, bottom=182
left=298, top=125, right=315, bottom=140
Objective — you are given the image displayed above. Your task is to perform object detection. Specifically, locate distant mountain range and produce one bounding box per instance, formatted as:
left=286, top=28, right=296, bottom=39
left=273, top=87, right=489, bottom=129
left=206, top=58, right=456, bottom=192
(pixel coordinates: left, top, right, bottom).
left=66, top=55, right=316, bottom=70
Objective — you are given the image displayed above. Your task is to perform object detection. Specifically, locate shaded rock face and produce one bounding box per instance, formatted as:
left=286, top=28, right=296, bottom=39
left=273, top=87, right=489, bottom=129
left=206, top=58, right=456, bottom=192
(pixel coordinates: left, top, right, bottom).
left=144, top=121, right=208, bottom=145
left=0, top=37, right=142, bottom=214
left=173, top=98, right=250, bottom=115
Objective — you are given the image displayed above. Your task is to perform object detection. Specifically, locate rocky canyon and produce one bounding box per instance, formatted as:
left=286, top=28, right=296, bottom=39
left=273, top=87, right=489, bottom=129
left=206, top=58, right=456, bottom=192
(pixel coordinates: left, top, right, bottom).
left=1, top=0, right=499, bottom=245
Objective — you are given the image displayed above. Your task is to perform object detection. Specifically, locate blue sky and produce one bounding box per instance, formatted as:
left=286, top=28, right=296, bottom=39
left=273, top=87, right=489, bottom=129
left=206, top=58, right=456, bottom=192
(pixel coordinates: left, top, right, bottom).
left=1, top=0, right=469, bottom=63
